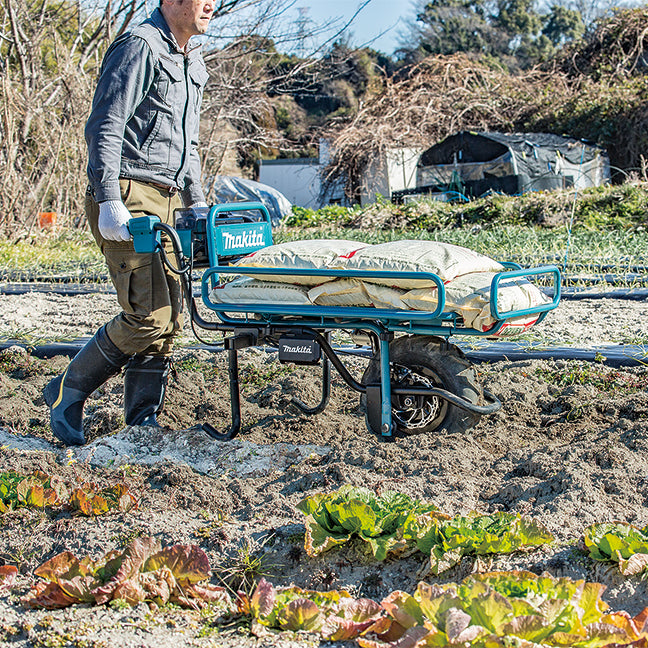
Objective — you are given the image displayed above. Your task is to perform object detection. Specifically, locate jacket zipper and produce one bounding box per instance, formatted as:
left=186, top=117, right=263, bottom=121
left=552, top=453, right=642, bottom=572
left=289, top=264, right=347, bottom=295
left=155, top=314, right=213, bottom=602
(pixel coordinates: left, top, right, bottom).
left=175, top=55, right=190, bottom=188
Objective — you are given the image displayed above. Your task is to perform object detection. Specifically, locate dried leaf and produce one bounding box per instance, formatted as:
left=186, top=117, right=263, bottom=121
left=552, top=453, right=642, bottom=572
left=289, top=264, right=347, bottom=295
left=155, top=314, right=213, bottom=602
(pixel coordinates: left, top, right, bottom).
left=324, top=615, right=382, bottom=641
left=182, top=581, right=232, bottom=607
left=34, top=551, right=83, bottom=582
left=58, top=575, right=101, bottom=603
left=111, top=578, right=148, bottom=606
left=618, top=552, right=648, bottom=576
left=0, top=565, right=18, bottom=591
left=17, top=478, right=40, bottom=504
left=22, top=581, right=80, bottom=609
left=357, top=625, right=430, bottom=648
left=119, top=492, right=138, bottom=512
left=42, top=488, right=59, bottom=506
left=69, top=489, right=92, bottom=516
left=26, top=485, right=45, bottom=508
left=444, top=607, right=473, bottom=642
left=49, top=475, right=69, bottom=502
left=88, top=495, right=110, bottom=515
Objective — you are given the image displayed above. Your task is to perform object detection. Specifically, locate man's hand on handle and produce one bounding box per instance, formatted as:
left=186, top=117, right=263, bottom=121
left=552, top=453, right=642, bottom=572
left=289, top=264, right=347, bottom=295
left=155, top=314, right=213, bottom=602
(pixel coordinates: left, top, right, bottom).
left=98, top=200, right=132, bottom=241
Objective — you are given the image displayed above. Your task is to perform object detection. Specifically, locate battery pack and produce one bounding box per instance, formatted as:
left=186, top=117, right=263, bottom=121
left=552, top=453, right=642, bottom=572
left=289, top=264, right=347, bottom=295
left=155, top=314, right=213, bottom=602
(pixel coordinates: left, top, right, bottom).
left=278, top=336, right=321, bottom=365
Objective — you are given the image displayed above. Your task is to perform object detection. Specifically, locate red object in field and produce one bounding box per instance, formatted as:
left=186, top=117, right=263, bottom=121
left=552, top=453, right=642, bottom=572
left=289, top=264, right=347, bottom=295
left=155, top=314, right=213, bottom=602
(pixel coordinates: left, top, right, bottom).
left=38, top=212, right=57, bottom=229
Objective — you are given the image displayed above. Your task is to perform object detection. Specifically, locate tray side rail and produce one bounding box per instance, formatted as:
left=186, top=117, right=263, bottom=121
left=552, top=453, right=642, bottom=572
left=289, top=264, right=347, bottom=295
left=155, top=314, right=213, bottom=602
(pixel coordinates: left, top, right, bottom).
left=200, top=264, right=561, bottom=336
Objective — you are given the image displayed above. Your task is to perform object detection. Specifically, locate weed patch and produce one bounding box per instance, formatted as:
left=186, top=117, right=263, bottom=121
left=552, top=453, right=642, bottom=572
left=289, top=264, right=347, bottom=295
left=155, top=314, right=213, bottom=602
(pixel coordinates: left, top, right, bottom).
left=536, top=363, right=648, bottom=393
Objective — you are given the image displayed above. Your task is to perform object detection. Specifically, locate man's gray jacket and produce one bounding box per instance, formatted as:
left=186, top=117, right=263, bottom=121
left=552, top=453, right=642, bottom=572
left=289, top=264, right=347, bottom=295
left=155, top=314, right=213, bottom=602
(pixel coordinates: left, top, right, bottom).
left=85, top=8, right=209, bottom=206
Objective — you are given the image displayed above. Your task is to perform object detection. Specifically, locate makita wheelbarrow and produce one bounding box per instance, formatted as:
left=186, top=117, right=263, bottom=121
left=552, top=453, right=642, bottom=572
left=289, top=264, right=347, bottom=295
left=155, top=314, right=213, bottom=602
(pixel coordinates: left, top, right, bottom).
left=129, top=202, right=561, bottom=440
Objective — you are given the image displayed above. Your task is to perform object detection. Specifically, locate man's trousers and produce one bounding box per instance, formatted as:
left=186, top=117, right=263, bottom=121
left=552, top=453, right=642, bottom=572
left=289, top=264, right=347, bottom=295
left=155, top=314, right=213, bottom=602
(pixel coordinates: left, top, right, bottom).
left=86, top=179, right=183, bottom=356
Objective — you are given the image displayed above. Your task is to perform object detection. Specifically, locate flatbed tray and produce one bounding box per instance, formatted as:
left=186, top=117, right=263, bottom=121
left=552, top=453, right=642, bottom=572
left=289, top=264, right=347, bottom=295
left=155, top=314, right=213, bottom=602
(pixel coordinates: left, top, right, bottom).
left=200, top=264, right=561, bottom=338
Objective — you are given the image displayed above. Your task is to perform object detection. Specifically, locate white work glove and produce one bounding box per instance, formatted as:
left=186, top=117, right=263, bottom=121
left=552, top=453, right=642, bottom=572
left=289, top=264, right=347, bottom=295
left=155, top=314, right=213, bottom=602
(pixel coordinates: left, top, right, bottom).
left=98, top=200, right=132, bottom=241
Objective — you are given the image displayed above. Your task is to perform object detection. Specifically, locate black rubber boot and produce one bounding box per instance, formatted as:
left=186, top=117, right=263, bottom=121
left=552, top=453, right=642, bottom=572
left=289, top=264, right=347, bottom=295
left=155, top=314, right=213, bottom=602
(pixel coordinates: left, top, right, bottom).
left=43, top=327, right=129, bottom=446
left=124, top=355, right=171, bottom=427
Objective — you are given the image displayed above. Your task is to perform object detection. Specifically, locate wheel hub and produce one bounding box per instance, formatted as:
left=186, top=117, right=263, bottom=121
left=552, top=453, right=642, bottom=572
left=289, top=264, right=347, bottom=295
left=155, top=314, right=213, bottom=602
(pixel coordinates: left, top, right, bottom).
left=391, top=364, right=443, bottom=431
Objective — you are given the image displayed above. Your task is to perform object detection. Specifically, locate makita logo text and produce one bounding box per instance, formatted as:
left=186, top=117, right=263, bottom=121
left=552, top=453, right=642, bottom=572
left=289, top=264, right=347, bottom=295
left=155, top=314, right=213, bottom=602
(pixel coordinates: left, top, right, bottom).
left=221, top=229, right=266, bottom=250
left=282, top=344, right=312, bottom=354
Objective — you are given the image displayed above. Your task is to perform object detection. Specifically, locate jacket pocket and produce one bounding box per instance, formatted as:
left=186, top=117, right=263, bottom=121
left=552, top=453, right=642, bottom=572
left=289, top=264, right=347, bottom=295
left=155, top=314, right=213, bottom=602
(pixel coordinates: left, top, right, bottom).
left=189, top=63, right=209, bottom=89
left=158, top=55, right=184, bottom=106
left=189, top=63, right=208, bottom=109
left=141, top=111, right=161, bottom=153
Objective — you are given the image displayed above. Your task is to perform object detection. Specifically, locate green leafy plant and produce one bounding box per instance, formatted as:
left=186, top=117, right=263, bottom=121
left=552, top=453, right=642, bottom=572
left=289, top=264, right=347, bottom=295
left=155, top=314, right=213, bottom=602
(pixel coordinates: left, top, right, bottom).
left=0, top=471, right=68, bottom=512
left=68, top=482, right=138, bottom=516
left=296, top=485, right=448, bottom=561
left=583, top=522, right=648, bottom=575
left=0, top=471, right=137, bottom=516
left=358, top=571, right=648, bottom=648
left=418, top=511, right=555, bottom=575
left=22, top=537, right=232, bottom=610
left=297, top=487, right=552, bottom=571
left=239, top=362, right=292, bottom=389
left=239, top=577, right=383, bottom=641
left=241, top=571, right=648, bottom=647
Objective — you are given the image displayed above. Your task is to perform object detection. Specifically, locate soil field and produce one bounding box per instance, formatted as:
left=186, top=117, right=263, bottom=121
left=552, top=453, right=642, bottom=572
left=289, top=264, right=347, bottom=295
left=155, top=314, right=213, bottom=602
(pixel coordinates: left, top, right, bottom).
left=0, top=291, right=647, bottom=647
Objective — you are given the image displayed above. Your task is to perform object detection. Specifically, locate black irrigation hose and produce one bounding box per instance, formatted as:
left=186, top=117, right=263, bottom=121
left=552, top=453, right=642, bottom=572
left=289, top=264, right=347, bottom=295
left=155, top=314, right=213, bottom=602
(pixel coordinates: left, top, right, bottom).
left=461, top=343, right=647, bottom=368
left=0, top=282, right=202, bottom=297
left=0, top=282, right=116, bottom=296
left=543, top=287, right=648, bottom=301
left=2, top=339, right=646, bottom=368
left=2, top=282, right=648, bottom=302
left=563, top=274, right=648, bottom=286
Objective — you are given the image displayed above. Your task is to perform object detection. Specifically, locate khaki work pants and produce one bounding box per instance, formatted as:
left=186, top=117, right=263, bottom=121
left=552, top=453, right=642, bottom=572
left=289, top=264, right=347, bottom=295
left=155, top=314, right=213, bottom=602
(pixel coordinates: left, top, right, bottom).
left=86, top=179, right=184, bottom=357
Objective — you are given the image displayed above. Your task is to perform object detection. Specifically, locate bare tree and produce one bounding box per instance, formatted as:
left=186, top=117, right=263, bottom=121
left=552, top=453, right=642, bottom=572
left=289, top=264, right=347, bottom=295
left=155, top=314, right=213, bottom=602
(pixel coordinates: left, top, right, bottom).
left=0, top=0, right=148, bottom=236
left=198, top=0, right=377, bottom=194
left=0, top=0, right=375, bottom=235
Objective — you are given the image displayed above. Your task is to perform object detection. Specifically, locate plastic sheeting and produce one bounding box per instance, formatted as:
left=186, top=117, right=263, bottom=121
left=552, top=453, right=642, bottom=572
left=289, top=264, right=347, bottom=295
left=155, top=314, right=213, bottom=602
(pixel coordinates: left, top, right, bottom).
left=416, top=131, right=611, bottom=196
left=203, top=175, right=292, bottom=227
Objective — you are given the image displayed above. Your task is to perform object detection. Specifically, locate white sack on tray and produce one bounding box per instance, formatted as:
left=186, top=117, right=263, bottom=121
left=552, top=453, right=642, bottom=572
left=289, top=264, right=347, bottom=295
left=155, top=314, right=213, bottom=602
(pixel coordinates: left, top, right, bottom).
left=235, top=239, right=369, bottom=286
left=363, top=282, right=408, bottom=309
left=209, top=277, right=310, bottom=305
left=308, top=280, right=407, bottom=309
left=334, top=240, right=504, bottom=289
left=403, top=271, right=550, bottom=334
left=308, top=279, right=371, bottom=307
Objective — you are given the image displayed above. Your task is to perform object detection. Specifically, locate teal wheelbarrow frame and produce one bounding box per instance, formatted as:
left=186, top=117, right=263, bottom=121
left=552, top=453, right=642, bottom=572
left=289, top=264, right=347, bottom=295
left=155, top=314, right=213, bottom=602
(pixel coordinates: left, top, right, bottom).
left=129, top=202, right=562, bottom=441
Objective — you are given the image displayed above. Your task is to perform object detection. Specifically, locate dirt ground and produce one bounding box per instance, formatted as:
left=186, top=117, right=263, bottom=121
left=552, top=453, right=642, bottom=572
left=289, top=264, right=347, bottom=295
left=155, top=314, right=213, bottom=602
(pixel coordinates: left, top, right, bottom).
left=0, top=290, right=647, bottom=647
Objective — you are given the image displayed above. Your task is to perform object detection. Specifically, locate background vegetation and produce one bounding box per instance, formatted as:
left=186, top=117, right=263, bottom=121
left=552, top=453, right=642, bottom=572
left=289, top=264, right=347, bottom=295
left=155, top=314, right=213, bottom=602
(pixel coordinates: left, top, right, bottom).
left=2, top=182, right=646, bottom=286
left=1, top=0, right=647, bottom=237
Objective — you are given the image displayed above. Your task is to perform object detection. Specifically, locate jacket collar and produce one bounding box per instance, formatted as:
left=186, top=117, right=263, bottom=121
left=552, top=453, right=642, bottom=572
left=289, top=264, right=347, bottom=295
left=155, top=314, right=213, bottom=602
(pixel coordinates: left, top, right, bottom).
left=148, top=7, right=183, bottom=53
left=147, top=7, right=202, bottom=56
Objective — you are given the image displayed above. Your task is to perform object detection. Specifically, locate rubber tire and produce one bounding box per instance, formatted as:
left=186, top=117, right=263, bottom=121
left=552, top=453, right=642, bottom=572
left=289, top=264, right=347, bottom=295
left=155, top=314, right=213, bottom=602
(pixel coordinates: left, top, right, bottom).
left=361, top=335, right=483, bottom=435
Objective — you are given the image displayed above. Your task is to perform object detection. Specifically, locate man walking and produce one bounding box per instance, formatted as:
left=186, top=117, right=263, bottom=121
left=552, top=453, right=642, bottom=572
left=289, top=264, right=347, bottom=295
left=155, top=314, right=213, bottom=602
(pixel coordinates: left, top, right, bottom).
left=44, top=0, right=214, bottom=445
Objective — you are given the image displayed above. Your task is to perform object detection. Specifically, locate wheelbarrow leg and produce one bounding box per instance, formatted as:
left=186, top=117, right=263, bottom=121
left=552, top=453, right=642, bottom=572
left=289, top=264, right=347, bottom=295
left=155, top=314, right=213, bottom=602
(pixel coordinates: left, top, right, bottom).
left=292, top=332, right=331, bottom=415
left=201, top=337, right=241, bottom=440
left=379, top=333, right=393, bottom=439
